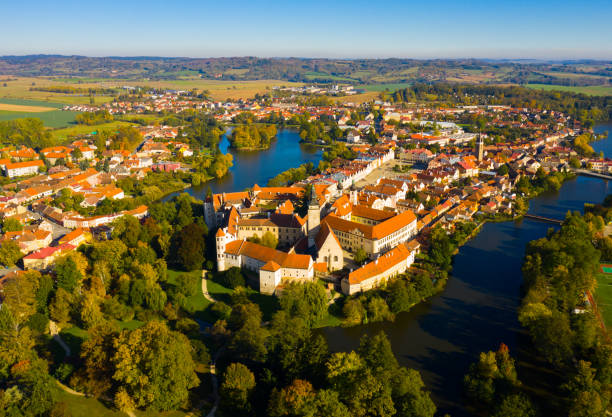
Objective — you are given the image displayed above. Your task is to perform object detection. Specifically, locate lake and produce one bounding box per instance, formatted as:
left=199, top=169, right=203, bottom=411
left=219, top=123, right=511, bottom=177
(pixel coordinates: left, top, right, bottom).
left=168, top=129, right=321, bottom=200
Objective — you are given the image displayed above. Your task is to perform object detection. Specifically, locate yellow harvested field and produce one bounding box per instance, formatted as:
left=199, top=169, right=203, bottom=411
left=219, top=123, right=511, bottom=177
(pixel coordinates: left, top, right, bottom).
left=335, top=91, right=380, bottom=104
left=0, top=103, right=56, bottom=112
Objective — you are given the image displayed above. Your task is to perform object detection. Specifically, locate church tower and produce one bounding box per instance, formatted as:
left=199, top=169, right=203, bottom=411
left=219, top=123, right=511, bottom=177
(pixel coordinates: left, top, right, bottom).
left=307, top=193, right=321, bottom=248
left=476, top=133, right=484, bottom=162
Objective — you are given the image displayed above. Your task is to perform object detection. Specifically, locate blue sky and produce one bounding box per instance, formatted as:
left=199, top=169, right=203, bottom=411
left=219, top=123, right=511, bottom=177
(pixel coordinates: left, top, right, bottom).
left=2, top=0, right=611, bottom=59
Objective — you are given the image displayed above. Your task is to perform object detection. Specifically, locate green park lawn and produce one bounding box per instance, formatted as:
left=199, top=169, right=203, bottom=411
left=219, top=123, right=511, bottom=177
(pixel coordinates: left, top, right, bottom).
left=594, top=272, right=612, bottom=328
left=55, top=389, right=190, bottom=417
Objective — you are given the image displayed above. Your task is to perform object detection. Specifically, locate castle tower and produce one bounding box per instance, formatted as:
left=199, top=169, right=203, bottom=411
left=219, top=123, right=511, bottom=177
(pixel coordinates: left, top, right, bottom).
left=307, top=193, right=321, bottom=248
left=476, top=133, right=484, bottom=162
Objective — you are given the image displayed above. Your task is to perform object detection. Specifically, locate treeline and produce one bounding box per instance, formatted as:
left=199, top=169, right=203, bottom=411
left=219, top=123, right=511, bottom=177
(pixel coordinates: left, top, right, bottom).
left=519, top=210, right=611, bottom=415
left=177, top=112, right=225, bottom=150
left=205, top=280, right=437, bottom=416
left=0, top=117, right=55, bottom=148
left=515, top=168, right=574, bottom=196
left=75, top=110, right=113, bottom=125
left=267, top=162, right=316, bottom=187
left=0, top=194, right=213, bottom=415
left=30, top=86, right=117, bottom=95
left=390, top=83, right=612, bottom=123
left=230, top=124, right=277, bottom=149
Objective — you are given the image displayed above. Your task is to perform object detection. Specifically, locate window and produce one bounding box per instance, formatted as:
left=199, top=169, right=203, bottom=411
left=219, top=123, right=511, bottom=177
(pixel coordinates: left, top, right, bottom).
left=334, top=256, right=338, bottom=261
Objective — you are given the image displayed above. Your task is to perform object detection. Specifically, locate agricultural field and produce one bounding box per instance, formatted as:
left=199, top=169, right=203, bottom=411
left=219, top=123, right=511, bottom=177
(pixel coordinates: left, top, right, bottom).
left=335, top=91, right=381, bottom=104
left=362, top=82, right=412, bottom=92
left=525, top=83, right=612, bottom=96
left=0, top=98, right=79, bottom=127
left=50, top=121, right=135, bottom=142
left=0, top=77, right=115, bottom=105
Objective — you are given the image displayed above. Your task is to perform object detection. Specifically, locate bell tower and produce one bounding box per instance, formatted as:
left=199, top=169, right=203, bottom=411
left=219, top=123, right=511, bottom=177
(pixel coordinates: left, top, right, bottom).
left=476, top=133, right=484, bottom=162
left=307, top=192, right=320, bottom=247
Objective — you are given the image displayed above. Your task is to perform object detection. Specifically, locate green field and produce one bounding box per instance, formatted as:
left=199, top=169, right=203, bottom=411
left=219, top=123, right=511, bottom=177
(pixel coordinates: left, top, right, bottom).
left=526, top=84, right=612, bottom=96
left=0, top=109, right=78, bottom=127
left=594, top=271, right=612, bottom=328
left=51, top=121, right=135, bottom=141
left=362, top=83, right=413, bottom=92
left=304, top=71, right=357, bottom=82
left=0, top=98, right=79, bottom=127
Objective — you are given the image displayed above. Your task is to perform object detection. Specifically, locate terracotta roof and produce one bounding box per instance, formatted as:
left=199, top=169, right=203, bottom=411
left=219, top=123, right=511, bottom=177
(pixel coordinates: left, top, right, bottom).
left=331, top=195, right=352, bottom=217
left=237, top=213, right=305, bottom=229
left=261, top=260, right=281, bottom=272
left=59, top=228, right=86, bottom=244
left=5, top=160, right=44, bottom=170
left=225, top=240, right=311, bottom=270
left=315, top=222, right=341, bottom=250
left=351, top=205, right=395, bottom=222
left=348, top=243, right=411, bottom=284
left=323, top=210, right=416, bottom=240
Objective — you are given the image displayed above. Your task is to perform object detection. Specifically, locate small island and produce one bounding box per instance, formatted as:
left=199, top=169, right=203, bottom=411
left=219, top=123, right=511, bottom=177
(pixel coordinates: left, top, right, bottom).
left=229, top=123, right=277, bottom=150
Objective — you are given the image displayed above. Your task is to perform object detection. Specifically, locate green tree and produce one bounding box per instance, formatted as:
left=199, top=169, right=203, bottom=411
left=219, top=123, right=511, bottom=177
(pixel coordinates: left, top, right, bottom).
left=55, top=256, right=83, bottom=292
left=220, top=362, right=256, bottom=415
left=353, top=247, right=368, bottom=265
left=223, top=267, right=246, bottom=289
left=279, top=281, right=328, bottom=327
left=112, top=321, right=198, bottom=410
left=49, top=288, right=73, bottom=324
left=491, top=393, right=537, bottom=417
left=0, top=240, right=23, bottom=267
left=171, top=223, right=206, bottom=271
left=2, top=217, right=23, bottom=232
left=261, top=231, right=279, bottom=249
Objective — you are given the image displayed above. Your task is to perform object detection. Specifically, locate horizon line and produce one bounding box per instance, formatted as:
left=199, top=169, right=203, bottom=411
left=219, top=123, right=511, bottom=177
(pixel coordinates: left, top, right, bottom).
left=1, top=53, right=612, bottom=63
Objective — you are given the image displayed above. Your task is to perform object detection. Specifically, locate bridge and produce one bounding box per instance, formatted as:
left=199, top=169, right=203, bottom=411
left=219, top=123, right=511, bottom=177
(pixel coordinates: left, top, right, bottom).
left=523, top=214, right=563, bottom=225
left=572, top=168, right=612, bottom=181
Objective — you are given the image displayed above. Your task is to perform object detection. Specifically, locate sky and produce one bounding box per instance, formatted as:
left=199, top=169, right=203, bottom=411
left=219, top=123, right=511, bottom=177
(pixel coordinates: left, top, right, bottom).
left=2, top=0, right=612, bottom=59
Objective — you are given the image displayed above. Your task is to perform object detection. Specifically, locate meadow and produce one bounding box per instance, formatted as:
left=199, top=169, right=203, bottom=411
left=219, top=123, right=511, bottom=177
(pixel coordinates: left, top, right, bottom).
left=525, top=83, right=612, bottom=96
left=0, top=77, right=115, bottom=105
left=50, top=121, right=135, bottom=141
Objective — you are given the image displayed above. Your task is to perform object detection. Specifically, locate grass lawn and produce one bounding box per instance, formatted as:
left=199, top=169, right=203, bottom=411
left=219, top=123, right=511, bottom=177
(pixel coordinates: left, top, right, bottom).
left=167, top=268, right=211, bottom=312
left=59, top=326, right=90, bottom=354
left=594, top=271, right=612, bottom=327
left=525, top=84, right=612, bottom=96
left=55, top=390, right=189, bottom=417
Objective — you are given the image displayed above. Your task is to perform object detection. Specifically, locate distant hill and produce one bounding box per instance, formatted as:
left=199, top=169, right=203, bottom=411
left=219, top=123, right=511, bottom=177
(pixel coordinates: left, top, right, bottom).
left=0, top=55, right=610, bottom=87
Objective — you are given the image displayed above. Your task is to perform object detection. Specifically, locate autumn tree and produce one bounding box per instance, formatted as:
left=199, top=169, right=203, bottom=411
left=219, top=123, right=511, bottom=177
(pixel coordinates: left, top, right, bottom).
left=112, top=321, right=198, bottom=410
left=220, top=362, right=256, bottom=415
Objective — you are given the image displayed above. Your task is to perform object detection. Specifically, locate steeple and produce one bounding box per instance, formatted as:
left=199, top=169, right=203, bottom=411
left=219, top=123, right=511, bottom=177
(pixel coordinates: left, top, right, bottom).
left=476, top=132, right=484, bottom=162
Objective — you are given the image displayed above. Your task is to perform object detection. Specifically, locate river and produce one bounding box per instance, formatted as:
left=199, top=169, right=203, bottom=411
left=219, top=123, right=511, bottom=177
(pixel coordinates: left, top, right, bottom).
left=167, top=129, right=321, bottom=200
left=320, top=123, right=612, bottom=416
left=174, top=123, right=612, bottom=415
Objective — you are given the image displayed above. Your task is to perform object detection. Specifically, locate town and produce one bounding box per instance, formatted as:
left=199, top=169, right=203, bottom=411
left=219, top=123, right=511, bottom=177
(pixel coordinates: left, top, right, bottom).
left=0, top=86, right=601, bottom=300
